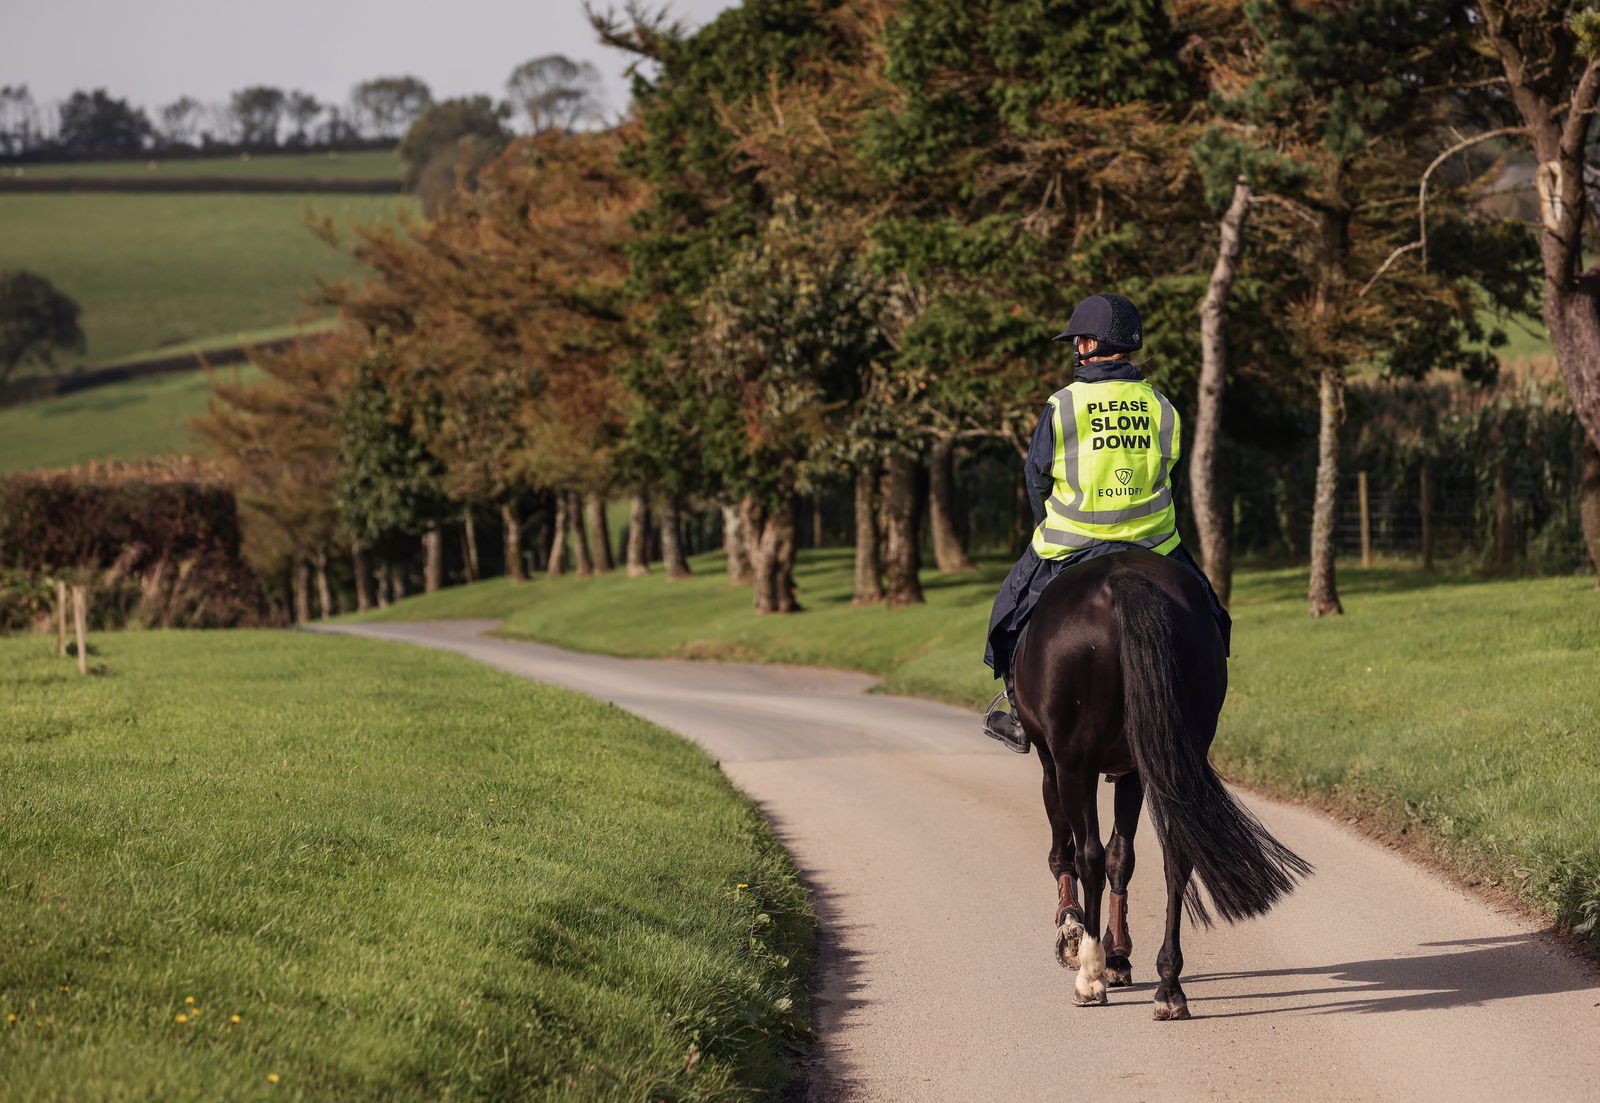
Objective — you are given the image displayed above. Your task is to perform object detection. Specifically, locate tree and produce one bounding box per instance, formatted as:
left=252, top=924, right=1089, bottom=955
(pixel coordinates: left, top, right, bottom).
left=285, top=91, right=322, bottom=146
left=0, top=271, right=85, bottom=383
left=0, top=85, right=41, bottom=156
left=1470, top=2, right=1600, bottom=581
left=57, top=88, right=150, bottom=157
left=230, top=86, right=286, bottom=148
left=396, top=95, right=511, bottom=207
left=1205, top=0, right=1536, bottom=616
left=194, top=330, right=363, bottom=620
left=158, top=96, right=202, bottom=148
left=351, top=76, right=433, bottom=141
left=506, top=55, right=604, bottom=133
left=694, top=208, right=888, bottom=612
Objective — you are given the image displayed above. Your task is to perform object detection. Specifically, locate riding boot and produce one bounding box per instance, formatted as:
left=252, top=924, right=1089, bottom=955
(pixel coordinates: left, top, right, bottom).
left=983, top=674, right=1030, bottom=754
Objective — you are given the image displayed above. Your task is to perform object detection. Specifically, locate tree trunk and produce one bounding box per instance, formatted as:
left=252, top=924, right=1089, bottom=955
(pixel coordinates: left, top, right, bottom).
left=375, top=561, right=391, bottom=607
left=392, top=560, right=408, bottom=600
left=1193, top=178, right=1252, bottom=607
left=546, top=494, right=568, bottom=577
left=749, top=495, right=800, bottom=613
left=1419, top=462, right=1434, bottom=573
left=500, top=500, right=526, bottom=582
left=927, top=438, right=977, bottom=573
left=625, top=492, right=650, bottom=577
left=1307, top=366, right=1344, bottom=617
left=658, top=495, right=692, bottom=580
left=1579, top=430, right=1600, bottom=587
left=462, top=509, right=480, bottom=583
left=584, top=494, right=613, bottom=573
left=293, top=556, right=313, bottom=624
left=352, top=540, right=374, bottom=611
left=423, top=527, right=444, bottom=593
left=313, top=550, right=334, bottom=618
left=881, top=452, right=925, bottom=606
left=1011, top=468, right=1033, bottom=554
left=852, top=463, right=884, bottom=605
left=1280, top=469, right=1301, bottom=566
left=811, top=491, right=825, bottom=548
left=1494, top=457, right=1516, bottom=572
left=567, top=491, right=593, bottom=578
left=722, top=501, right=753, bottom=585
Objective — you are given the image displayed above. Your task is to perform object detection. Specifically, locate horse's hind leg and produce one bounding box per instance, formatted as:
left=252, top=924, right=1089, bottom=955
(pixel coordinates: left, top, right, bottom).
left=1153, top=847, right=1193, bottom=1021
left=1102, top=773, right=1143, bottom=987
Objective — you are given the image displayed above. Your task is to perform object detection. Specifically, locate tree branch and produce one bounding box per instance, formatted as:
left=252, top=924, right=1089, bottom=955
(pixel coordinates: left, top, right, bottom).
left=1358, top=241, right=1421, bottom=297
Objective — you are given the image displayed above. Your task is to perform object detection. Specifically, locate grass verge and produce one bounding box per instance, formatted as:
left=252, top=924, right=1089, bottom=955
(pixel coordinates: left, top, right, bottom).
left=0, top=629, right=813, bottom=1100
left=334, top=549, right=1600, bottom=948
left=0, top=364, right=260, bottom=474
left=10, top=151, right=400, bottom=180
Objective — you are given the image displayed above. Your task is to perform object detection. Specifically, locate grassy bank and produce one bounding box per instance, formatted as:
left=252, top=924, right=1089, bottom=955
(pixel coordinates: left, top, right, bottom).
left=336, top=550, right=1600, bottom=945
left=0, top=192, right=411, bottom=365
left=11, top=151, right=400, bottom=180
left=0, top=364, right=260, bottom=474
left=0, top=630, right=812, bottom=1100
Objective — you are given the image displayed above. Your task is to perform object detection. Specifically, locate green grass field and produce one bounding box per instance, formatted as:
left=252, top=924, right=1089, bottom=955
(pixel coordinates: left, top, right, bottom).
left=337, top=550, right=1600, bottom=946
left=9, top=150, right=401, bottom=180
left=0, top=192, right=413, bottom=366
left=0, top=629, right=812, bottom=1100
left=0, top=364, right=260, bottom=475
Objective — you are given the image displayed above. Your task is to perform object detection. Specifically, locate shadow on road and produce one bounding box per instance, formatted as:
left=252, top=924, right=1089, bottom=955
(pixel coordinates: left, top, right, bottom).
left=1185, top=931, right=1596, bottom=1017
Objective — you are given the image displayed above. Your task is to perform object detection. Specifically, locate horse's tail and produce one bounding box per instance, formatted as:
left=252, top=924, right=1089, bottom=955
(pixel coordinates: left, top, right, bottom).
left=1111, top=570, right=1310, bottom=926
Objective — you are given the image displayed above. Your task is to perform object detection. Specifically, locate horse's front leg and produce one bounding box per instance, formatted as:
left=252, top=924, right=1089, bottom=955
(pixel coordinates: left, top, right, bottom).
left=1066, top=774, right=1108, bottom=1007
left=1102, top=772, right=1142, bottom=986
left=1154, top=846, right=1192, bottom=1021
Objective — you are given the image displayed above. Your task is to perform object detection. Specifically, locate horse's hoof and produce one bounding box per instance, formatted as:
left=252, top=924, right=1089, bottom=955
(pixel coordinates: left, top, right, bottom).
left=1055, top=913, right=1084, bottom=969
left=1073, top=980, right=1108, bottom=1007
left=1104, top=958, right=1133, bottom=987
left=1152, top=1001, right=1190, bottom=1021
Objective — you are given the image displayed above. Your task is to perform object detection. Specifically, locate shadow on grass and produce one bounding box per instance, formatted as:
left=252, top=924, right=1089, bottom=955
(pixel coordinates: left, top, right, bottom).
left=1232, top=565, right=1522, bottom=607
left=1185, top=931, right=1593, bottom=1017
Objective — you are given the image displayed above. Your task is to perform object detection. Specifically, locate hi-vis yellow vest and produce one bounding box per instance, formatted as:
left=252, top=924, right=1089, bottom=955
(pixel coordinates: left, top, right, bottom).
left=1030, top=378, right=1182, bottom=560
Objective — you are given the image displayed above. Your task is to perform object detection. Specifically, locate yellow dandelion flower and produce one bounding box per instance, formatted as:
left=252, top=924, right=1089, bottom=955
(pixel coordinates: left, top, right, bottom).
left=59, top=985, right=70, bottom=992
left=267, top=1073, right=280, bottom=1084
left=231, top=1014, right=241, bottom=1024
left=488, top=798, right=496, bottom=803
left=737, top=883, right=749, bottom=889
left=6, top=1014, right=15, bottom=1023
left=35, top=1021, right=44, bottom=1028
left=175, top=1014, right=189, bottom=1024
left=184, top=996, right=195, bottom=1004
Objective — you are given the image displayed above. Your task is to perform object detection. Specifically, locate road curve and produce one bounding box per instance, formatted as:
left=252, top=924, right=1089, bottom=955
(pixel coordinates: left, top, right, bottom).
left=311, top=620, right=1600, bottom=1102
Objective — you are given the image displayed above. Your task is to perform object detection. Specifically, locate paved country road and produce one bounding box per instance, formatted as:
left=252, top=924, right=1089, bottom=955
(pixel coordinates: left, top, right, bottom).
left=311, top=620, right=1600, bottom=1102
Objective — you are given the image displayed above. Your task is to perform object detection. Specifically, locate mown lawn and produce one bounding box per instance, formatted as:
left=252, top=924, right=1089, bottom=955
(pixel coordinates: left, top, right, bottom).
left=0, top=192, right=413, bottom=365
left=0, top=630, right=812, bottom=1100
left=0, top=364, right=260, bottom=475
left=11, top=151, right=401, bottom=180
left=338, top=550, right=1600, bottom=945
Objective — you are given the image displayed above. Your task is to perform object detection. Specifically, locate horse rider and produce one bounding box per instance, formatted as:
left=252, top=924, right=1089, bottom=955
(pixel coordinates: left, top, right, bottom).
left=983, top=292, right=1231, bottom=753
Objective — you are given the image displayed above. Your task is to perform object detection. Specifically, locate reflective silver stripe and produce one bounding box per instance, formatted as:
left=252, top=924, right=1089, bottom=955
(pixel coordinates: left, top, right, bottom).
left=1048, top=486, right=1173, bottom=524
left=1035, top=527, right=1177, bottom=553
left=1055, top=388, right=1079, bottom=501
left=1151, top=388, right=1177, bottom=487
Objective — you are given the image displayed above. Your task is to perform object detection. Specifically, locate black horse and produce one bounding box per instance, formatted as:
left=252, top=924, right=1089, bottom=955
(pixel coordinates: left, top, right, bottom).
left=1011, top=549, right=1310, bottom=1019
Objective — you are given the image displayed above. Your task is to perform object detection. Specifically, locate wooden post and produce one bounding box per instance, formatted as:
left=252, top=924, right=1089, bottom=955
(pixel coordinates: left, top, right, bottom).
left=71, top=584, right=88, bottom=675
left=1358, top=469, right=1372, bottom=568
left=1419, top=463, right=1434, bottom=572
left=55, top=579, right=68, bottom=656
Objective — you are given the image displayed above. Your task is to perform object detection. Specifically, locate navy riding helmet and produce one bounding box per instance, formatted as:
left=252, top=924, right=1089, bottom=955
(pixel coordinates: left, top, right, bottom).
left=1052, top=293, right=1143, bottom=354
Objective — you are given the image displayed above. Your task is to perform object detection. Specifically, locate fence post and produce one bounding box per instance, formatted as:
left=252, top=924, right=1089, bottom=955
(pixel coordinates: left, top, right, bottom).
left=71, top=584, right=88, bottom=676
left=1358, top=469, right=1372, bottom=568
left=55, top=579, right=68, bottom=656
left=1419, top=463, right=1434, bottom=572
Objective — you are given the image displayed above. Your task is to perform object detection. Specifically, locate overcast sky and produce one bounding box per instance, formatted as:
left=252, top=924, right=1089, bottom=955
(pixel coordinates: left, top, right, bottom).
left=3, top=0, right=739, bottom=120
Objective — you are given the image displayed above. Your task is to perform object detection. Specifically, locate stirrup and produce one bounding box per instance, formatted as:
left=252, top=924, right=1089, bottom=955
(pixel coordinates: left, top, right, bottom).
left=982, top=690, right=1030, bottom=754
